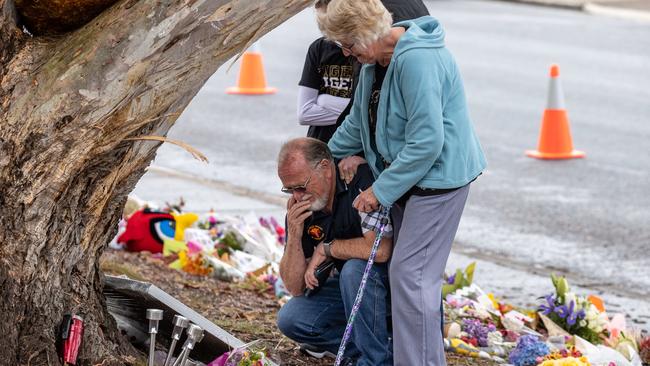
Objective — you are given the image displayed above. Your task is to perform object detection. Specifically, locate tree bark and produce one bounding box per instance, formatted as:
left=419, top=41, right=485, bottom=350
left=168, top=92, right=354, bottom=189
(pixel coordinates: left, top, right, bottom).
left=0, top=0, right=311, bottom=364
left=0, top=0, right=22, bottom=68
left=14, top=0, right=120, bottom=35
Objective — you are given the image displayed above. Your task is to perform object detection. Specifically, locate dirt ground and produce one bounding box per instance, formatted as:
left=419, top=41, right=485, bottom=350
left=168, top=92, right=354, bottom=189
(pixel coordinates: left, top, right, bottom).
left=100, top=249, right=496, bottom=366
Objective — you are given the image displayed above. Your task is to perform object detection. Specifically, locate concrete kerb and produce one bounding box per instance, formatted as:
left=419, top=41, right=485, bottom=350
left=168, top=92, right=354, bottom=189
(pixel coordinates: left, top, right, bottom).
left=493, top=0, right=584, bottom=10
left=145, top=165, right=287, bottom=208
left=583, top=2, right=650, bottom=22
left=493, top=0, right=650, bottom=22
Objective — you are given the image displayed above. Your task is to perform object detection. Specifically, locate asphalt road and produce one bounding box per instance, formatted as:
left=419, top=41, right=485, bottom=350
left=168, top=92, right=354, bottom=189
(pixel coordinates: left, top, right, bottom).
left=137, top=0, right=650, bottom=313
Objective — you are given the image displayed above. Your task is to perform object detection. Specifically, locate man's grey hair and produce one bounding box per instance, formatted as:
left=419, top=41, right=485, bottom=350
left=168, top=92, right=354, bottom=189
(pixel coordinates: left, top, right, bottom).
left=278, top=137, right=333, bottom=169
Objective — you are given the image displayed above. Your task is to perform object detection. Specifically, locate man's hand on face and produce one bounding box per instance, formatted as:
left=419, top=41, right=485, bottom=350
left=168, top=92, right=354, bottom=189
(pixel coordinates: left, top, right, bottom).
left=287, top=197, right=312, bottom=238
left=304, top=242, right=328, bottom=290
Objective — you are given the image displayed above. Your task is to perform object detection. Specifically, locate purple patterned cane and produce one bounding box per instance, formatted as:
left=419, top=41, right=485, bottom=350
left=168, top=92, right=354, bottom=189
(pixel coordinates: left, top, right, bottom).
left=334, top=206, right=391, bottom=366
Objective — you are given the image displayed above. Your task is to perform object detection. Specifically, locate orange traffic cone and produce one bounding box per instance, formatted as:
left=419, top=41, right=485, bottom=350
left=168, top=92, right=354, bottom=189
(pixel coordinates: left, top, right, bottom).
left=526, top=64, right=585, bottom=159
left=226, top=43, right=277, bottom=95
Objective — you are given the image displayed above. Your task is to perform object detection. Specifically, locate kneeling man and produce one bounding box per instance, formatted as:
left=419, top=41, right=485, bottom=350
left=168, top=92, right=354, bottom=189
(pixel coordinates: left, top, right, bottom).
left=276, top=137, right=393, bottom=366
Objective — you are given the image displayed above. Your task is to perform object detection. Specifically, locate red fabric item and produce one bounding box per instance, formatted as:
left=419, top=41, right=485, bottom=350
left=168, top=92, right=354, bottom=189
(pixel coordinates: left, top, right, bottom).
left=117, top=209, right=174, bottom=253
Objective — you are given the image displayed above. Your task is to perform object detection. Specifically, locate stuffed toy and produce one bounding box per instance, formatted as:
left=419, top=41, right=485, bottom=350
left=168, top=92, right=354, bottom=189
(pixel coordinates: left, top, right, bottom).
left=171, top=212, right=199, bottom=241
left=117, top=208, right=175, bottom=253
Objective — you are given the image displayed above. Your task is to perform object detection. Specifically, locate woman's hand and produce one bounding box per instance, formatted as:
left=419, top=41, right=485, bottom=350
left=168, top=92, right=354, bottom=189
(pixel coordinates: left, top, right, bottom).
left=304, top=242, right=327, bottom=289
left=338, top=156, right=367, bottom=184
left=353, top=186, right=379, bottom=213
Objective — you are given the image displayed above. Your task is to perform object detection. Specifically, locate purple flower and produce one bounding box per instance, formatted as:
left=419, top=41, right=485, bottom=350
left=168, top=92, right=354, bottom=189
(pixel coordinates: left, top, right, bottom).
left=259, top=217, right=271, bottom=230
left=462, top=319, right=495, bottom=347
left=447, top=274, right=456, bottom=284
left=566, top=303, right=586, bottom=326
left=539, top=294, right=556, bottom=315
left=554, top=300, right=572, bottom=319
left=555, top=305, right=569, bottom=319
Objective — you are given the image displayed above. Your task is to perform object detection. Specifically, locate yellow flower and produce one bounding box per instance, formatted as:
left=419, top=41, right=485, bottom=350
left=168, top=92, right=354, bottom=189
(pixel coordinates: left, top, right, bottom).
left=540, top=357, right=591, bottom=366
left=487, top=293, right=499, bottom=309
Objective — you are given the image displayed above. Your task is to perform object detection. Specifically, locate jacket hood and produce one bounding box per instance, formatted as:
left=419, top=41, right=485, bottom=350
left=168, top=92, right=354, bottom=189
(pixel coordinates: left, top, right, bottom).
left=393, top=16, right=445, bottom=56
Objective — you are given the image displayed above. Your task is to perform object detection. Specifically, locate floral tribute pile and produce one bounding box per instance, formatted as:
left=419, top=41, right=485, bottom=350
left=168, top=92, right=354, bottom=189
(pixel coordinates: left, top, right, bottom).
left=442, top=263, right=649, bottom=366
left=110, top=196, right=291, bottom=297
left=110, top=196, right=649, bottom=366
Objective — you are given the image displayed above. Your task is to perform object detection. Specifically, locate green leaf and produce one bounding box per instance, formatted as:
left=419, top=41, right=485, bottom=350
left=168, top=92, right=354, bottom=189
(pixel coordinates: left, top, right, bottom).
left=454, top=269, right=464, bottom=286
left=556, top=277, right=569, bottom=297
left=442, top=284, right=455, bottom=298
left=465, top=262, right=476, bottom=284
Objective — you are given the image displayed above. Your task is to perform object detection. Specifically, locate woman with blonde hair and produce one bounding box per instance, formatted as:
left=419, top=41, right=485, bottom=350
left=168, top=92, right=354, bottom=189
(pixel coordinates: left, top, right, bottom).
left=317, top=1, right=486, bottom=364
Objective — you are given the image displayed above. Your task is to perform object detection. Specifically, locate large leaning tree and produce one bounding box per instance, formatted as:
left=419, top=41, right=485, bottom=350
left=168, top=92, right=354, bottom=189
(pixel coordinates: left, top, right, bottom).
left=0, top=0, right=310, bottom=363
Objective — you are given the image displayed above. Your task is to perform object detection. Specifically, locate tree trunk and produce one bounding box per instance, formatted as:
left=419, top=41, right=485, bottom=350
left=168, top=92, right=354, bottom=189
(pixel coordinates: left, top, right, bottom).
left=0, top=0, right=311, bottom=364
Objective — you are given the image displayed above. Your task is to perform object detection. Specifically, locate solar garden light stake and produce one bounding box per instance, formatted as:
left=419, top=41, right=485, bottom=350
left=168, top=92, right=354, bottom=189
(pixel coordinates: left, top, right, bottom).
left=180, top=326, right=204, bottom=366
left=173, top=324, right=203, bottom=366
left=164, top=315, right=190, bottom=366
left=146, top=309, right=164, bottom=366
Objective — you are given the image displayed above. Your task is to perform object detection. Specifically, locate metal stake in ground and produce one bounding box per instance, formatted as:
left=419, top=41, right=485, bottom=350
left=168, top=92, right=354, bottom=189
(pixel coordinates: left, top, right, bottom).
left=146, top=309, right=164, bottom=366
left=334, top=206, right=391, bottom=366
left=164, top=315, right=190, bottom=366
left=180, top=327, right=204, bottom=366
left=173, top=324, right=204, bottom=366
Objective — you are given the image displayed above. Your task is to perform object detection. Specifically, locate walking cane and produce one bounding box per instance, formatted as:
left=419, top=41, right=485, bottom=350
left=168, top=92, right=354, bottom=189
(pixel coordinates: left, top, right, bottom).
left=333, top=206, right=391, bottom=366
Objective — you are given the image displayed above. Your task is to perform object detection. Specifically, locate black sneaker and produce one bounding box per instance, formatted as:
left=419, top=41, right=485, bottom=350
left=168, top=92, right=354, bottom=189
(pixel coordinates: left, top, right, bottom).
left=339, top=357, right=356, bottom=366
left=298, top=343, right=336, bottom=359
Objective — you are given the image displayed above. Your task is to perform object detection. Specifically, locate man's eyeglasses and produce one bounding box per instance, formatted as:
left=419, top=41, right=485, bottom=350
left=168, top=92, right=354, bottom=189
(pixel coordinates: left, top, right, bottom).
left=281, top=160, right=326, bottom=194
left=333, top=40, right=355, bottom=54
left=281, top=174, right=313, bottom=195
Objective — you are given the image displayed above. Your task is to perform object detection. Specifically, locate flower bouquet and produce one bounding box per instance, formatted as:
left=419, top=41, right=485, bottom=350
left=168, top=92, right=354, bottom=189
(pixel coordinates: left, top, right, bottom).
left=540, top=347, right=585, bottom=365
left=443, top=262, right=476, bottom=298
left=223, top=348, right=270, bottom=366
left=176, top=250, right=214, bottom=276
left=209, top=341, right=274, bottom=366
left=539, top=275, right=609, bottom=344
left=461, top=318, right=500, bottom=347
left=538, top=356, right=591, bottom=366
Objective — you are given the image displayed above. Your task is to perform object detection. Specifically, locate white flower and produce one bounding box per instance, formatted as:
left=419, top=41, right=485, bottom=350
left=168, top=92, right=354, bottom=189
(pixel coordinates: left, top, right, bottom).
left=565, top=292, right=577, bottom=306
left=579, top=320, right=587, bottom=327
left=487, top=331, right=503, bottom=346
left=585, top=304, right=599, bottom=321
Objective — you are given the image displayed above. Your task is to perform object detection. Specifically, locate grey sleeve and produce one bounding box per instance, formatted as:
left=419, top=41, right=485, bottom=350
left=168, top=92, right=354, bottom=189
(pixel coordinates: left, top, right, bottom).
left=297, top=86, right=349, bottom=126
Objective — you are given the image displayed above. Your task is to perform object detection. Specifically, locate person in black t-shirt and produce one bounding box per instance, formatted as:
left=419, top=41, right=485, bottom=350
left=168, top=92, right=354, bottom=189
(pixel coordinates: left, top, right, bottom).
left=301, top=0, right=430, bottom=182
left=276, top=137, right=394, bottom=365
left=297, top=37, right=355, bottom=143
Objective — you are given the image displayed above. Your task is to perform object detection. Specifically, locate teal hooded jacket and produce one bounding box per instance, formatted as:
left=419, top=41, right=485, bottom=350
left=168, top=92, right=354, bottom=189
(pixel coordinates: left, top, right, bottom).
left=327, top=16, right=487, bottom=207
